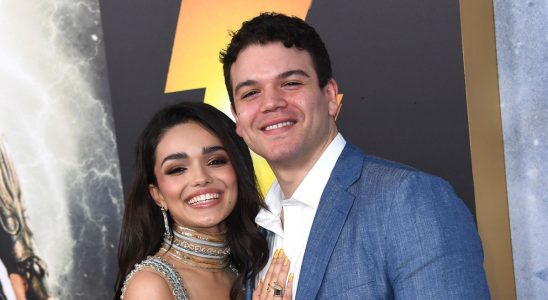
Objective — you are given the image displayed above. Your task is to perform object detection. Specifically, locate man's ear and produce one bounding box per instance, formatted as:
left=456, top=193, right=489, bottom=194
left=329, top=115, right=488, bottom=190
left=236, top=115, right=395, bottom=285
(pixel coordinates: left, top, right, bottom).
left=230, top=105, right=243, bottom=137
left=324, top=78, right=340, bottom=118
left=148, top=184, right=166, bottom=209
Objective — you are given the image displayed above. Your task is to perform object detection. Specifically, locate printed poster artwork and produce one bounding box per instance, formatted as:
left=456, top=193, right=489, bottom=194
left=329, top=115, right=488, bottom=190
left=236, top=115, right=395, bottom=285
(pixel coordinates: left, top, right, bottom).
left=0, top=1, right=122, bottom=299
left=494, top=1, right=548, bottom=298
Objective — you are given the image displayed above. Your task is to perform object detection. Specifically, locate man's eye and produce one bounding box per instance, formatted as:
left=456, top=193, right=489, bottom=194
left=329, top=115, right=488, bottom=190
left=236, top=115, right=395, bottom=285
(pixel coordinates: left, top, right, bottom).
left=242, top=90, right=259, bottom=99
left=166, top=167, right=186, bottom=175
left=284, top=81, right=302, bottom=87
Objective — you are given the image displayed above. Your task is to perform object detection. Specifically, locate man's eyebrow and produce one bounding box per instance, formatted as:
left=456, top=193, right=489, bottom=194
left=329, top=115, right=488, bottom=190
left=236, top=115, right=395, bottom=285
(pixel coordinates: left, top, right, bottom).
left=234, top=80, right=258, bottom=96
left=234, top=70, right=310, bottom=96
left=203, top=145, right=225, bottom=155
left=278, top=69, right=310, bottom=79
left=160, top=152, right=188, bottom=167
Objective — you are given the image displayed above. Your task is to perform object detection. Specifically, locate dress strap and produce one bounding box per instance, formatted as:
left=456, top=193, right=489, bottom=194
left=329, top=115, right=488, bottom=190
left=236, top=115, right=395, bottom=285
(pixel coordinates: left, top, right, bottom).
left=121, top=256, right=189, bottom=300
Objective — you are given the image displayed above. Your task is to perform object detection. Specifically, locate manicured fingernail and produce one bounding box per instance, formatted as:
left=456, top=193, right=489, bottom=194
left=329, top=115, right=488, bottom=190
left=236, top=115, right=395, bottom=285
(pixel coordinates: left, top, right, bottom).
left=288, top=273, right=294, bottom=281
left=273, top=249, right=280, bottom=258
left=283, top=256, right=289, bottom=265
left=278, top=249, right=284, bottom=258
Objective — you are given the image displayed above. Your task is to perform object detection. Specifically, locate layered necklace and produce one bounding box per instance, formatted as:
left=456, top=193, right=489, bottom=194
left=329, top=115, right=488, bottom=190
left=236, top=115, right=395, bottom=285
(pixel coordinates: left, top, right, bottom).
left=159, top=224, right=231, bottom=271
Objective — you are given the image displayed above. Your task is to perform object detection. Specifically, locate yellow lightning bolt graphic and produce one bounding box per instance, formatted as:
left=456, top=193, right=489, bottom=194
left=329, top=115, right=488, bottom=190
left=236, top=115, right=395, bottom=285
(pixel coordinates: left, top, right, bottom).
left=165, top=1, right=345, bottom=194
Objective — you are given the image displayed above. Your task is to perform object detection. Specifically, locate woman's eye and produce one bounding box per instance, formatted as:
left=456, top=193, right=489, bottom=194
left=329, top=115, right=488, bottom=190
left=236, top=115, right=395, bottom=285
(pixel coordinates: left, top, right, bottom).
left=208, top=158, right=228, bottom=166
left=166, top=167, right=186, bottom=175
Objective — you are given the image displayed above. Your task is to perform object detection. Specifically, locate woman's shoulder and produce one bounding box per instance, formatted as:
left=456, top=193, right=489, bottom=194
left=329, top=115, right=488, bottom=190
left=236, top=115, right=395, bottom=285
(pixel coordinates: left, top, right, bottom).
left=121, top=256, right=188, bottom=300
left=122, top=267, right=173, bottom=299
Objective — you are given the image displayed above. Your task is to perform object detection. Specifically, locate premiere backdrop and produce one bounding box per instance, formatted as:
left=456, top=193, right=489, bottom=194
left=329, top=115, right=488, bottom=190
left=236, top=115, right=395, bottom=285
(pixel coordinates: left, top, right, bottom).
left=100, top=0, right=477, bottom=214
left=5, top=0, right=544, bottom=299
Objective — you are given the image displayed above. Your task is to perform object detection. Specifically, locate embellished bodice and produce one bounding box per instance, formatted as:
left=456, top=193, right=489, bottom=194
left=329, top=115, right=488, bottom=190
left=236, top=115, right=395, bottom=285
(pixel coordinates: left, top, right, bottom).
left=121, top=256, right=189, bottom=300
left=121, top=225, right=239, bottom=299
left=120, top=256, right=239, bottom=299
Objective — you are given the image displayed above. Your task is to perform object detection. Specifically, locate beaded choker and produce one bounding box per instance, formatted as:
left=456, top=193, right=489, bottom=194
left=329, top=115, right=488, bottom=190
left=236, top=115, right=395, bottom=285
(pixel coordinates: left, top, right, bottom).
left=159, top=224, right=231, bottom=271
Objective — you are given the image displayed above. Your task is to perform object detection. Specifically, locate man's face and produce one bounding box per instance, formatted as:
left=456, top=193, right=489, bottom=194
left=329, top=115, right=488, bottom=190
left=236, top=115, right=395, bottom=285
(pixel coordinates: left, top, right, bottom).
left=230, top=42, right=339, bottom=167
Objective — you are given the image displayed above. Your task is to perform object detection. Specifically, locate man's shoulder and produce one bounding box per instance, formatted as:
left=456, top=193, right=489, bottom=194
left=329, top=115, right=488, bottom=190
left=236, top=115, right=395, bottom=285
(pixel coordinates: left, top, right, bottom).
left=338, top=143, right=449, bottom=192
left=337, top=144, right=470, bottom=231
left=339, top=143, right=421, bottom=179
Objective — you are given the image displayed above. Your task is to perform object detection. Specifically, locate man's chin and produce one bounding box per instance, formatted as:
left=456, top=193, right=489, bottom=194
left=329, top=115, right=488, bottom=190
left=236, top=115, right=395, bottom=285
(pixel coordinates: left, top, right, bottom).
left=259, top=148, right=300, bottom=165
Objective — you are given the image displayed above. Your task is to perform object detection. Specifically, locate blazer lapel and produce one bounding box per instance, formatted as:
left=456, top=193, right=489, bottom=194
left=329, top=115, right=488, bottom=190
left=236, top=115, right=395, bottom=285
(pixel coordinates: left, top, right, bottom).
left=296, top=144, right=364, bottom=299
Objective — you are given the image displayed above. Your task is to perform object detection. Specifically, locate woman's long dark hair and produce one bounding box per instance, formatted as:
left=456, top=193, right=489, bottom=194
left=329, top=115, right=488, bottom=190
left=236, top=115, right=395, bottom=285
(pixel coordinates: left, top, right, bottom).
left=113, top=102, right=268, bottom=299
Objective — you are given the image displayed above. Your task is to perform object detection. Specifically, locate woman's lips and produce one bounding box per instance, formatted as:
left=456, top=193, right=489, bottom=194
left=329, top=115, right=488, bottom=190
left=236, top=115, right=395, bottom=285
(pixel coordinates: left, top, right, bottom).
left=187, top=192, right=220, bottom=205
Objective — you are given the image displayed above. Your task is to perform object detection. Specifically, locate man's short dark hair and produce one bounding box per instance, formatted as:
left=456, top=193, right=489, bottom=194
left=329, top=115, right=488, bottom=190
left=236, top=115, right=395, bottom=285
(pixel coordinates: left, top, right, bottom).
left=220, top=12, right=332, bottom=105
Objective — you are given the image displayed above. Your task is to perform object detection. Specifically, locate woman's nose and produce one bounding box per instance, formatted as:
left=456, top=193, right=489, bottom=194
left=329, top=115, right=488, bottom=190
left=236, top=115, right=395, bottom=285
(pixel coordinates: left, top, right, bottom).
left=190, top=166, right=213, bottom=186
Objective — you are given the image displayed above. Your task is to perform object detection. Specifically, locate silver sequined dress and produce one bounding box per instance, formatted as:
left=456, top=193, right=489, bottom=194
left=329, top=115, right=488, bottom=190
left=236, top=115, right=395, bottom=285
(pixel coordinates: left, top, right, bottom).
left=121, top=256, right=189, bottom=300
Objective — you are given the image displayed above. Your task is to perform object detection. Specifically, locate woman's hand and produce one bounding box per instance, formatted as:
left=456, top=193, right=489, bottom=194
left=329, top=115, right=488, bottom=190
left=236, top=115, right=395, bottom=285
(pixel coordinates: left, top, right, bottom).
left=253, top=249, right=293, bottom=300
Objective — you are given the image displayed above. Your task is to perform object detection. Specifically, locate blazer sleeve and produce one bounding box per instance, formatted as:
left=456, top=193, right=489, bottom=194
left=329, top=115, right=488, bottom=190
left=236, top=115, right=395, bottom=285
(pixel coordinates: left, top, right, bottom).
left=385, top=172, right=490, bottom=299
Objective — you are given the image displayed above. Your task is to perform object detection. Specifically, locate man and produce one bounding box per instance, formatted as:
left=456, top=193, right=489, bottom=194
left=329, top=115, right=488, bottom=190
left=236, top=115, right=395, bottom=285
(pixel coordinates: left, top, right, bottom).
left=221, top=13, right=490, bottom=299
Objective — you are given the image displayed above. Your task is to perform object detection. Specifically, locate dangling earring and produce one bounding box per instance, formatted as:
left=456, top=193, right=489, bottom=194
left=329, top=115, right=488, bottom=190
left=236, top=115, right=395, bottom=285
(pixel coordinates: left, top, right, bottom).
left=161, top=207, right=172, bottom=240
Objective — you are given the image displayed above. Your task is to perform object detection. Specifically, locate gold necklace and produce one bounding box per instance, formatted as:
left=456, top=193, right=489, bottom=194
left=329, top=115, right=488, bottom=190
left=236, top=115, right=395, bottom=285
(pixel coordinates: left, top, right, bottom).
left=159, top=224, right=231, bottom=271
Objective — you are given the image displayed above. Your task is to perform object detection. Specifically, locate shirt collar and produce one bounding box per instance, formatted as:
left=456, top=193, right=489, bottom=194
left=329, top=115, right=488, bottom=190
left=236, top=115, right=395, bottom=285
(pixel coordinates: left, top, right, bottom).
left=255, top=134, right=346, bottom=232
left=255, top=181, right=284, bottom=235
left=291, top=133, right=346, bottom=208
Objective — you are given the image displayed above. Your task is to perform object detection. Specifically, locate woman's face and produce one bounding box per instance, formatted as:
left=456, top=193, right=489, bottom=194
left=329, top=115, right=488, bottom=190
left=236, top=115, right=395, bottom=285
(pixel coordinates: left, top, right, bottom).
left=149, top=121, right=238, bottom=233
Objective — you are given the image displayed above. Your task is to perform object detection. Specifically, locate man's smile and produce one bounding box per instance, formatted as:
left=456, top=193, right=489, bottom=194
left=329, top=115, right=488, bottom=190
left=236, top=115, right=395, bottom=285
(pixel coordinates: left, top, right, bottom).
left=263, top=121, right=295, bottom=131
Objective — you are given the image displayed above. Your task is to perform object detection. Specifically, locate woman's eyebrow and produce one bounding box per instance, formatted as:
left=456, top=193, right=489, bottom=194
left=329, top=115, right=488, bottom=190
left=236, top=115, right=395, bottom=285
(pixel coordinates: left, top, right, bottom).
left=160, top=146, right=226, bottom=166
left=160, top=152, right=187, bottom=167
left=203, top=145, right=225, bottom=155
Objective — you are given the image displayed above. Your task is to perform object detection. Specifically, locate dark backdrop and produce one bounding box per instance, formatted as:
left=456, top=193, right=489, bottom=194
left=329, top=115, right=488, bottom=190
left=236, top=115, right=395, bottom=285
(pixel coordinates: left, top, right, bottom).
left=100, top=0, right=475, bottom=216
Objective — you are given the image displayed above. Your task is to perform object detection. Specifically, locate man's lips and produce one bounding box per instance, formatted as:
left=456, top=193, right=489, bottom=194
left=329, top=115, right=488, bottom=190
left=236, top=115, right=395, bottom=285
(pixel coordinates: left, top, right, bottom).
left=187, top=192, right=220, bottom=205
left=262, top=121, right=295, bottom=131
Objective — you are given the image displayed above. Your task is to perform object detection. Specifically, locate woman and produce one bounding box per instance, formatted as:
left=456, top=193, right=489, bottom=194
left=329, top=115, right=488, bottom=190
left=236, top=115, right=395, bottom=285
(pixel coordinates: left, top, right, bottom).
left=113, top=102, right=289, bottom=299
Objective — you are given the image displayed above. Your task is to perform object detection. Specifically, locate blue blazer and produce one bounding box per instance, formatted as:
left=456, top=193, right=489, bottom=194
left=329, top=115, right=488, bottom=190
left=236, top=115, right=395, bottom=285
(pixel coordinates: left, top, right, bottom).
left=294, top=143, right=490, bottom=299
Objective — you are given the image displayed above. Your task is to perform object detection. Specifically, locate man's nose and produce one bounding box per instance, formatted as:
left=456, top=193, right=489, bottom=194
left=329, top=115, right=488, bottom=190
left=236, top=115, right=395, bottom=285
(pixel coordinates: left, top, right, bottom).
left=260, top=88, right=288, bottom=112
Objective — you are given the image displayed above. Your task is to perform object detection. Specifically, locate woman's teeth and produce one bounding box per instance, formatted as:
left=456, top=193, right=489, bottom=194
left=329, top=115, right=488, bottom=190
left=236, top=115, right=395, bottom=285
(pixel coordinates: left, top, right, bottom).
left=188, top=193, right=220, bottom=205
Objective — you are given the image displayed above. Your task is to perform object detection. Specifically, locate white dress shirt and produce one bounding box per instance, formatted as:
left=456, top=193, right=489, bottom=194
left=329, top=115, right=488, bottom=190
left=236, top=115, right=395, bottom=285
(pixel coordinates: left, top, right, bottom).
left=255, top=133, right=346, bottom=299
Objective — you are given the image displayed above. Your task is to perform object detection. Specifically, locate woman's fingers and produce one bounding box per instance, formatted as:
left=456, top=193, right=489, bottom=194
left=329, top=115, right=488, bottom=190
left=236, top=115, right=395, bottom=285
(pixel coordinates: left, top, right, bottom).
left=283, top=272, right=294, bottom=300
left=254, top=248, right=294, bottom=299
left=252, top=278, right=264, bottom=300
left=255, top=249, right=283, bottom=299
left=273, top=254, right=291, bottom=299
left=264, top=248, right=283, bottom=288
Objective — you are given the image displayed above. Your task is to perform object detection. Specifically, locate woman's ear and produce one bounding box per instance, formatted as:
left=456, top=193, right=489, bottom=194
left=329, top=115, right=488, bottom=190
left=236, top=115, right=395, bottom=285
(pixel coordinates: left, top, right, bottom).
left=148, top=184, right=167, bottom=209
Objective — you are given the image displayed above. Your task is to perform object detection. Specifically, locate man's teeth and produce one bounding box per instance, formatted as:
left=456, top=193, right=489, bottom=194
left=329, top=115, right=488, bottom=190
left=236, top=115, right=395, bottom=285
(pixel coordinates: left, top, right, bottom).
left=188, top=193, right=220, bottom=205
left=265, top=121, right=293, bottom=131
